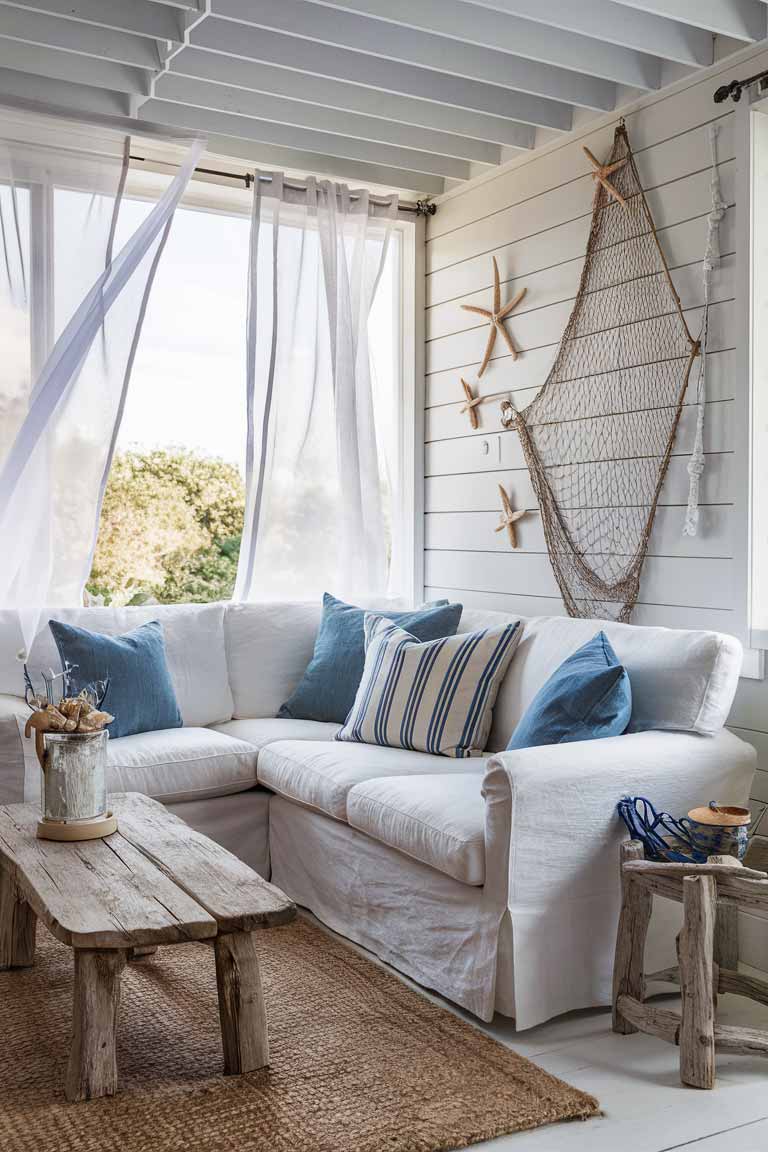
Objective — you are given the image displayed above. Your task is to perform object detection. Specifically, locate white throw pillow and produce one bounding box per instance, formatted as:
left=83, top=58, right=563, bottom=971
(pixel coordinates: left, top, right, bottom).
left=336, top=614, right=521, bottom=758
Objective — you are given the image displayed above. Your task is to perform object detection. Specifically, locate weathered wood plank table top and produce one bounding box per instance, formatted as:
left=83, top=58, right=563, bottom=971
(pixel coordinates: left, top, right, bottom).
left=0, top=792, right=295, bottom=1102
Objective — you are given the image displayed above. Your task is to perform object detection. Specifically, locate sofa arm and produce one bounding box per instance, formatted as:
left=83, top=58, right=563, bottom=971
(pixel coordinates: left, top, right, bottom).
left=482, top=729, right=756, bottom=1029
left=0, top=694, right=29, bottom=804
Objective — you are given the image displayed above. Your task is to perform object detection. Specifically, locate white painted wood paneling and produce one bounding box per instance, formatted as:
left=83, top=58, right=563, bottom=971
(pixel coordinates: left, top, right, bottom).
left=423, top=44, right=768, bottom=816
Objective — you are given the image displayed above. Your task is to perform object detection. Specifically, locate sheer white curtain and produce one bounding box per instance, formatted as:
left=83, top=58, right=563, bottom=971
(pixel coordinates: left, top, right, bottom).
left=0, top=105, right=203, bottom=652
left=235, top=174, right=398, bottom=603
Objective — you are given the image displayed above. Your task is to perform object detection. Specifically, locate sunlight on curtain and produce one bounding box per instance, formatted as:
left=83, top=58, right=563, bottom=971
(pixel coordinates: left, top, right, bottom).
left=0, top=106, right=203, bottom=652
left=235, top=174, right=398, bottom=603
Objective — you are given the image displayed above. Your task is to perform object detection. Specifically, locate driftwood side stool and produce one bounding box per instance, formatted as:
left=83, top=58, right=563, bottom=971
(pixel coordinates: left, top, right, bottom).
left=612, top=838, right=768, bottom=1089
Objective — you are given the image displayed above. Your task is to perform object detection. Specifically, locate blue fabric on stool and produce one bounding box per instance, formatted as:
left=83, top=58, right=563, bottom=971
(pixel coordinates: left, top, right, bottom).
left=507, top=630, right=631, bottom=750
left=278, top=593, right=463, bottom=724
left=49, top=618, right=182, bottom=739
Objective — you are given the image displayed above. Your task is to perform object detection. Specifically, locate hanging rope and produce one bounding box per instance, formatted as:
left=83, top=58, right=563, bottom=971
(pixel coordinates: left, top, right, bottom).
left=683, top=123, right=728, bottom=537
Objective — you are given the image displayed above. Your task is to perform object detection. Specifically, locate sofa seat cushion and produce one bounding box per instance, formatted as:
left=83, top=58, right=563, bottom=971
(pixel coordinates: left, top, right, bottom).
left=347, top=774, right=486, bottom=886
left=106, top=728, right=258, bottom=803
left=211, top=718, right=340, bottom=748
left=257, top=739, right=486, bottom=821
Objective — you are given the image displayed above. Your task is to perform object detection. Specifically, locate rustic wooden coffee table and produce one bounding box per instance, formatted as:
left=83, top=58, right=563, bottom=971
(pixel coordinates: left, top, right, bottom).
left=0, top=791, right=295, bottom=1102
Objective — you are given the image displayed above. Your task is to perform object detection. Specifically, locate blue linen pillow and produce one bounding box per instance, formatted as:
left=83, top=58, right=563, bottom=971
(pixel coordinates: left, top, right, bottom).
left=278, top=593, right=463, bottom=724
left=49, top=619, right=182, bottom=740
left=506, top=631, right=631, bottom=750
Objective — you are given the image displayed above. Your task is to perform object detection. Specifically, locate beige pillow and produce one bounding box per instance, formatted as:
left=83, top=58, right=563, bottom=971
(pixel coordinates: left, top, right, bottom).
left=336, top=614, right=521, bottom=758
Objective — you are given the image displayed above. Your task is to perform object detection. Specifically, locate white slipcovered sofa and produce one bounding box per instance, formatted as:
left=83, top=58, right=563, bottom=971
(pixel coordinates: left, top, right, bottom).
left=0, top=601, right=755, bottom=1029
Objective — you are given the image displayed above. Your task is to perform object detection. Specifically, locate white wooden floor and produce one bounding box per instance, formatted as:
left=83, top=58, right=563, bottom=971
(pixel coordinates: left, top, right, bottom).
left=309, top=914, right=768, bottom=1152
left=471, top=987, right=768, bottom=1151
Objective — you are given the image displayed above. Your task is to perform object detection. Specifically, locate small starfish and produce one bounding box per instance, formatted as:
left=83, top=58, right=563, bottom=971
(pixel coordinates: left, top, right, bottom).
left=459, top=378, right=482, bottom=429
left=582, top=145, right=628, bottom=208
left=495, top=484, right=527, bottom=549
left=461, top=256, right=526, bottom=377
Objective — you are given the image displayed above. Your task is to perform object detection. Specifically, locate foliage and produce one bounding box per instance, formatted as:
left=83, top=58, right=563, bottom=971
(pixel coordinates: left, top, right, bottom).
left=87, top=448, right=244, bottom=606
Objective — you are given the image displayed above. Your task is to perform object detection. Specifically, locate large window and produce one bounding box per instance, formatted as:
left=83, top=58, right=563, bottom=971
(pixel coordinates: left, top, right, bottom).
left=81, top=178, right=406, bottom=607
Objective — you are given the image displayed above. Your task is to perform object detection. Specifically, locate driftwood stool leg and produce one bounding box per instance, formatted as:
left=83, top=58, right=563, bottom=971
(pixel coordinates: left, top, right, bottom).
left=714, top=898, right=738, bottom=972
left=0, top=867, right=36, bottom=969
left=214, top=930, right=269, bottom=1075
left=613, top=840, right=652, bottom=1034
left=65, top=949, right=127, bottom=1102
left=678, top=875, right=716, bottom=1089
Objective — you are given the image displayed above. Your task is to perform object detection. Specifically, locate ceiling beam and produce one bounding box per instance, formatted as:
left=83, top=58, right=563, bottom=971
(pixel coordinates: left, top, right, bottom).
left=458, top=0, right=714, bottom=69
left=611, top=0, right=766, bottom=42
left=0, top=34, right=149, bottom=93
left=191, top=19, right=573, bottom=130
left=309, top=0, right=661, bottom=89
left=155, top=73, right=504, bottom=163
left=171, top=47, right=534, bottom=148
left=0, top=0, right=184, bottom=42
left=146, top=123, right=448, bottom=195
left=210, top=0, right=615, bottom=110
left=142, top=97, right=473, bottom=179
left=0, top=62, right=129, bottom=115
left=0, top=6, right=162, bottom=69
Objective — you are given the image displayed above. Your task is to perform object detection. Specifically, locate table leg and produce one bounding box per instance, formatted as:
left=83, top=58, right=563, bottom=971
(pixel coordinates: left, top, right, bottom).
left=678, top=875, right=716, bottom=1090
left=65, top=949, right=127, bottom=1102
left=0, top=866, right=36, bottom=969
left=214, top=930, right=269, bottom=1074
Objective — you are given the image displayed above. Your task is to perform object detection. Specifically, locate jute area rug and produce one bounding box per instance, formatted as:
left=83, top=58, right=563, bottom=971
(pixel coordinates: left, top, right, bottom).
left=0, top=918, right=599, bottom=1152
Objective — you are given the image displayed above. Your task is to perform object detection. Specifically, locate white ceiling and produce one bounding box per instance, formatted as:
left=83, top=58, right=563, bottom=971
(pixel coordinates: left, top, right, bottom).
left=0, top=0, right=762, bottom=195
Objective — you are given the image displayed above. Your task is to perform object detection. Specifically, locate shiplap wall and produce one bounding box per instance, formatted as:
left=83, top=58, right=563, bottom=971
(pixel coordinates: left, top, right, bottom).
left=423, top=44, right=768, bottom=812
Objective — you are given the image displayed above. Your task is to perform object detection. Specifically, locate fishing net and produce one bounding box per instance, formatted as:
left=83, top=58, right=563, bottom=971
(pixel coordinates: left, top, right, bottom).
left=507, top=123, right=699, bottom=622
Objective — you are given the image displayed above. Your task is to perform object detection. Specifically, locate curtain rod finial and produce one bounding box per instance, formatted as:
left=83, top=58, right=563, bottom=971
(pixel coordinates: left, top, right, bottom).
left=416, top=198, right=437, bottom=217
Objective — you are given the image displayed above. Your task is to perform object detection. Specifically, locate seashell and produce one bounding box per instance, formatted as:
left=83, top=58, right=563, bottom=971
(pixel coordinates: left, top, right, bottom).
left=63, top=717, right=78, bottom=732
left=44, top=705, right=68, bottom=731
left=77, top=710, right=113, bottom=732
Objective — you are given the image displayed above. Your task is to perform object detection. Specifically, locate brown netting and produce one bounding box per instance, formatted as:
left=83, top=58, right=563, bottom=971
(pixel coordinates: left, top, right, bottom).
left=509, top=122, right=699, bottom=622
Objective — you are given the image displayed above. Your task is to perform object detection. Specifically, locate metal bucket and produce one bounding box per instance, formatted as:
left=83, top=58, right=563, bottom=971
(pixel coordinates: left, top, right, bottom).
left=40, top=730, right=108, bottom=824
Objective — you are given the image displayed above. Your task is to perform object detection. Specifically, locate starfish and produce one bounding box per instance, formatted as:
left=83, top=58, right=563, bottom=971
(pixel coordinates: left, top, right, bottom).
left=459, top=378, right=483, bottom=429
left=461, top=256, right=526, bottom=377
left=495, top=484, right=527, bottom=549
left=582, top=144, right=628, bottom=208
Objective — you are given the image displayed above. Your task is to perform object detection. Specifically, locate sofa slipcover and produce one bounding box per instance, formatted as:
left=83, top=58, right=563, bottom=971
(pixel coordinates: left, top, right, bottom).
left=213, top=717, right=340, bottom=747
left=105, top=727, right=259, bottom=803
left=257, top=739, right=488, bottom=821
left=347, top=773, right=486, bottom=885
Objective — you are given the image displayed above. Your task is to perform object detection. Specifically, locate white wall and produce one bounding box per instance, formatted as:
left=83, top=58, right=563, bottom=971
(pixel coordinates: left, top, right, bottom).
left=423, top=42, right=768, bottom=813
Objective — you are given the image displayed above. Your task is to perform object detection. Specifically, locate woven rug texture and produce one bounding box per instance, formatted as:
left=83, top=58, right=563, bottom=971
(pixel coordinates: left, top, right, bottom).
left=0, top=917, right=599, bottom=1152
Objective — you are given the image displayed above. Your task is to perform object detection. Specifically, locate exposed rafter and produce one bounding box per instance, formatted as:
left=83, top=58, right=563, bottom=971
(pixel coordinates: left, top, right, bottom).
left=458, top=0, right=714, bottom=68
left=311, top=0, right=661, bottom=89
left=210, top=0, right=616, bottom=111
left=610, top=0, right=766, bottom=42
left=191, top=17, right=574, bottom=130
left=142, top=98, right=473, bottom=179
left=0, top=5, right=162, bottom=69
left=170, top=48, right=536, bottom=148
left=155, top=74, right=503, bottom=164
left=0, top=0, right=184, bottom=41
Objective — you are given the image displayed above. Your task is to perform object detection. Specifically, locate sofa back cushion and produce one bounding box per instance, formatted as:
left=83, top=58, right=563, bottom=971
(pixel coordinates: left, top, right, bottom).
left=458, top=609, right=742, bottom=748
left=0, top=603, right=232, bottom=728
left=224, top=599, right=415, bottom=720
left=225, top=601, right=323, bottom=719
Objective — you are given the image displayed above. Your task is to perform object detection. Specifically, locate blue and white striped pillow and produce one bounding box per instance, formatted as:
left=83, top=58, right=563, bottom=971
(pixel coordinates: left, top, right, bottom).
left=336, top=614, right=521, bottom=758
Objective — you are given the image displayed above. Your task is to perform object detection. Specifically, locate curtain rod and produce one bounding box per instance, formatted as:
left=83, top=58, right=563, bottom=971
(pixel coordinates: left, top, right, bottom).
left=129, top=154, right=437, bottom=216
